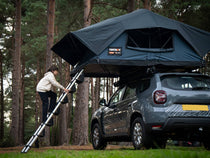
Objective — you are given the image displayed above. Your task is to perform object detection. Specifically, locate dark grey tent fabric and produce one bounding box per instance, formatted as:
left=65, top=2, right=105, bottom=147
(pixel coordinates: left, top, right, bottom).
left=72, top=9, right=210, bottom=57
left=52, top=9, right=210, bottom=76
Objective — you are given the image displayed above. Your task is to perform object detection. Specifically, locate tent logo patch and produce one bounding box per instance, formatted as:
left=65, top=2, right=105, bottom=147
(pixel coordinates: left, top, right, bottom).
left=108, top=47, right=122, bottom=56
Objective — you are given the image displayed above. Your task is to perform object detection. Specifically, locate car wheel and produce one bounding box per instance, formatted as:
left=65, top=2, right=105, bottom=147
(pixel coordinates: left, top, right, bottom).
left=91, top=123, right=107, bottom=150
left=131, top=117, right=152, bottom=149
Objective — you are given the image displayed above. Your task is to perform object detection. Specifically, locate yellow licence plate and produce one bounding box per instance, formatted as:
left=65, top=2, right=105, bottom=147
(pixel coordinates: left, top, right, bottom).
left=182, top=105, right=209, bottom=111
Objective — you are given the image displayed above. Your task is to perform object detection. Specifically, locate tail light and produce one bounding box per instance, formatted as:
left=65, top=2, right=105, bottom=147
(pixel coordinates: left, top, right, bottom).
left=154, top=90, right=167, bottom=104
left=152, top=125, right=162, bottom=130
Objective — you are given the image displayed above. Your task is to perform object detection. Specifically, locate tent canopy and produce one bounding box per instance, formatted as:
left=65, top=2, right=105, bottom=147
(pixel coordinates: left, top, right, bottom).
left=52, top=9, right=210, bottom=77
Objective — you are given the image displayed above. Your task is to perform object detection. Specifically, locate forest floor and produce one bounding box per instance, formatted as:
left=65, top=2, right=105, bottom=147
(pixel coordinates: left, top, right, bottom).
left=0, top=145, right=209, bottom=158
left=0, top=145, right=128, bottom=154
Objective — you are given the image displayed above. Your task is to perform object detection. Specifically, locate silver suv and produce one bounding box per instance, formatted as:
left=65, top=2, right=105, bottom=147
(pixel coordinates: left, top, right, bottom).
left=91, top=73, right=210, bottom=150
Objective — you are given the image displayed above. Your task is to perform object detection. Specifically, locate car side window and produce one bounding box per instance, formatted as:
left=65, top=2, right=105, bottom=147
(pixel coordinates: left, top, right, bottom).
left=139, top=78, right=150, bottom=92
left=109, top=87, right=125, bottom=106
left=123, top=87, right=136, bottom=100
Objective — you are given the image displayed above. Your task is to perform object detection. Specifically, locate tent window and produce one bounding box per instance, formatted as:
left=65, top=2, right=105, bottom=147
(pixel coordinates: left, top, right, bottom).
left=127, top=28, right=174, bottom=52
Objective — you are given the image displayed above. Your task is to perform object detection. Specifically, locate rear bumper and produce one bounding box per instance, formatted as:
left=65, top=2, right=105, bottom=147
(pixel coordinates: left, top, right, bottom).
left=148, top=117, right=210, bottom=131
left=162, top=117, right=210, bottom=131
left=147, top=117, right=210, bottom=140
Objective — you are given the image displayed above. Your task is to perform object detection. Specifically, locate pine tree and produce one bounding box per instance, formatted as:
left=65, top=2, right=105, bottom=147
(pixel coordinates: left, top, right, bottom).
left=72, top=0, right=91, bottom=145
left=10, top=0, right=21, bottom=146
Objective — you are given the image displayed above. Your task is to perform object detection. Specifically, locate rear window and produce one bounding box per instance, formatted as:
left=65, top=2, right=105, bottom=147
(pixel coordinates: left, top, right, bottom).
left=161, top=75, right=210, bottom=90
left=139, top=78, right=151, bottom=92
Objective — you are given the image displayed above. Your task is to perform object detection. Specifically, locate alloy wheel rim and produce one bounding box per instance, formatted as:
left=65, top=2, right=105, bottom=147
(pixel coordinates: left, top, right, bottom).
left=93, top=127, right=100, bottom=146
left=133, top=122, right=143, bottom=146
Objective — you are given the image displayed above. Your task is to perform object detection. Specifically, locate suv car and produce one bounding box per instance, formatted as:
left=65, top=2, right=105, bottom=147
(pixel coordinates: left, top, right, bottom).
left=91, top=73, right=210, bottom=150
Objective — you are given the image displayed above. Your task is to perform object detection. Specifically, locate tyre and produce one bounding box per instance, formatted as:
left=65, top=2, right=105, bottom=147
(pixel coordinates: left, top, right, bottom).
left=91, top=123, right=107, bottom=150
left=131, top=117, right=152, bottom=149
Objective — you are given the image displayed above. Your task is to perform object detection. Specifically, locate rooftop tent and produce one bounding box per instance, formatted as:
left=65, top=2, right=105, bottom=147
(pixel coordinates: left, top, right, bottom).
left=52, top=9, right=210, bottom=77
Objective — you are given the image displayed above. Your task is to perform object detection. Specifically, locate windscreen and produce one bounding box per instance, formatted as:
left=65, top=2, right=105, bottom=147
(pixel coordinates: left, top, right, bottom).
left=161, top=75, right=210, bottom=90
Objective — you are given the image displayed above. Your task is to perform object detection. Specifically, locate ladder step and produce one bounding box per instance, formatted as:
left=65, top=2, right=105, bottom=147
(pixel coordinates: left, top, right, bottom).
left=76, top=72, right=84, bottom=84
left=69, top=84, right=76, bottom=93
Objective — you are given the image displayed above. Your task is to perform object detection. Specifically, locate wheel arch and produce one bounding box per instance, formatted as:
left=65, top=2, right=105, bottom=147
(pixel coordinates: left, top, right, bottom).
left=130, top=112, right=143, bottom=135
left=91, top=118, right=100, bottom=130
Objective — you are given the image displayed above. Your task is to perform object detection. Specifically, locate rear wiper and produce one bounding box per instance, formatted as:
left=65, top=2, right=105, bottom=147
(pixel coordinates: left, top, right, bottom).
left=192, top=87, right=210, bottom=90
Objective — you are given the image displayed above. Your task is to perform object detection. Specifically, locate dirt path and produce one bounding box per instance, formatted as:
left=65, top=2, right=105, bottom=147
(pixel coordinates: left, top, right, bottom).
left=0, top=145, right=130, bottom=154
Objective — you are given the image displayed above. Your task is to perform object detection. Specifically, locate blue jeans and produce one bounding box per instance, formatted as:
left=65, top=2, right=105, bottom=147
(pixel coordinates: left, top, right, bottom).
left=38, top=91, right=57, bottom=122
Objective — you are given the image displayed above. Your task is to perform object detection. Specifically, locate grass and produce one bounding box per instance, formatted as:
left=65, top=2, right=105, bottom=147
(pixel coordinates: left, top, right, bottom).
left=0, top=146, right=209, bottom=158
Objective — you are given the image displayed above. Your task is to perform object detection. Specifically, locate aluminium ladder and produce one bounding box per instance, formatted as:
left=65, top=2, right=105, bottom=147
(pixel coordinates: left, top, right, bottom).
left=21, top=69, right=84, bottom=153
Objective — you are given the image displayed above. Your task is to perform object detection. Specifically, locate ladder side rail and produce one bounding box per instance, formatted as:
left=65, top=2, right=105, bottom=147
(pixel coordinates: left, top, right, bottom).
left=21, top=124, right=43, bottom=152
left=21, top=69, right=84, bottom=153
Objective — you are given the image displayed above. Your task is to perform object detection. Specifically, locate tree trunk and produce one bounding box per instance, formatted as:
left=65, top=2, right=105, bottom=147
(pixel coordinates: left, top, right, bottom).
left=110, top=78, right=113, bottom=97
left=19, top=51, right=25, bottom=145
left=106, top=78, right=109, bottom=100
left=72, top=0, right=91, bottom=145
left=68, top=66, right=73, bottom=129
left=94, top=78, right=100, bottom=112
left=65, top=63, right=71, bottom=144
left=44, top=0, right=55, bottom=146
left=0, top=49, right=4, bottom=141
left=72, top=78, right=89, bottom=145
left=46, top=0, right=55, bottom=70
left=35, top=59, right=41, bottom=129
left=91, top=78, right=100, bottom=115
left=91, top=78, right=96, bottom=115
left=128, top=0, right=135, bottom=12
left=84, top=0, right=92, bottom=27
left=10, top=0, right=21, bottom=146
left=58, top=61, right=70, bottom=145
left=143, top=0, right=151, bottom=10
left=102, top=78, right=105, bottom=98
left=58, top=99, right=68, bottom=145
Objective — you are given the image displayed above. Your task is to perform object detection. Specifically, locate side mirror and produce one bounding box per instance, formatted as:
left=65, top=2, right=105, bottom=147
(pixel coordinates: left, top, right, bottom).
left=99, top=99, right=107, bottom=106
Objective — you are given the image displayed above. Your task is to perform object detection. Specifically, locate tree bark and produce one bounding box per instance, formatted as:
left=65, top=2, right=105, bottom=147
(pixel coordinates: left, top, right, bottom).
left=19, top=51, right=25, bottom=145
left=10, top=0, right=21, bottom=146
left=65, top=63, right=71, bottom=144
left=128, top=0, right=135, bottom=12
left=0, top=49, right=4, bottom=141
left=84, top=0, right=92, bottom=27
left=143, top=0, right=151, bottom=10
left=58, top=61, right=70, bottom=145
left=91, top=78, right=96, bottom=115
left=110, top=78, right=113, bottom=97
left=72, top=0, right=91, bottom=145
left=106, top=78, right=109, bottom=100
left=94, top=78, right=100, bottom=112
left=72, top=78, right=89, bottom=145
left=44, top=0, right=56, bottom=146
left=46, top=0, right=55, bottom=70
left=35, top=59, right=41, bottom=129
